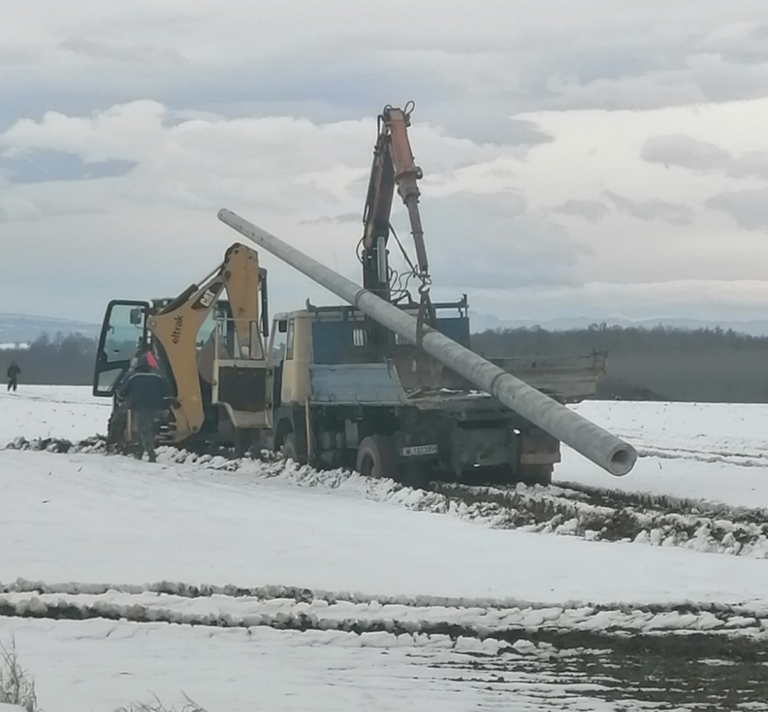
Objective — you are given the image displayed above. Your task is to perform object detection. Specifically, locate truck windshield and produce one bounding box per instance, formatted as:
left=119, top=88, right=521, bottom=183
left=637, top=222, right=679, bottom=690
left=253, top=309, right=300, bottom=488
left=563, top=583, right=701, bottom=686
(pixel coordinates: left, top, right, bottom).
left=270, top=319, right=287, bottom=363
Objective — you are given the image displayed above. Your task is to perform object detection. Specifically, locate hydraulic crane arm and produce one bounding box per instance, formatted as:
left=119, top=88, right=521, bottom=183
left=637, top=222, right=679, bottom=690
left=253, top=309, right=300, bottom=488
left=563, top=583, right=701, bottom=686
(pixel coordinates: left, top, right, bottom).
left=361, top=103, right=430, bottom=302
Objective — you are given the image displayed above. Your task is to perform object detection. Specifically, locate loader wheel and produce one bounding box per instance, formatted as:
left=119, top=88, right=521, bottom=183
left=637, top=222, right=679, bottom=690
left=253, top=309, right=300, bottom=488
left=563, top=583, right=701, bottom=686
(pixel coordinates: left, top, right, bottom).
left=519, top=465, right=553, bottom=487
left=281, top=433, right=306, bottom=465
left=106, top=410, right=128, bottom=451
left=355, top=435, right=399, bottom=480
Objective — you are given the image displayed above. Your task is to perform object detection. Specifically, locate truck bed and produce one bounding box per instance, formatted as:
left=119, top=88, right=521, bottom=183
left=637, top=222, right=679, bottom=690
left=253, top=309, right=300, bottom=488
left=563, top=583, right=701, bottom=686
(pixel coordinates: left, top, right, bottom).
left=309, top=352, right=607, bottom=408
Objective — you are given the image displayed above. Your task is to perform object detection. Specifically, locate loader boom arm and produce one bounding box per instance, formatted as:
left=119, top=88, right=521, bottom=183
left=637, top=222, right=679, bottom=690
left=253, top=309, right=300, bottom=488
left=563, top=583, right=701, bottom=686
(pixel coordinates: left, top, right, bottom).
left=149, top=243, right=265, bottom=439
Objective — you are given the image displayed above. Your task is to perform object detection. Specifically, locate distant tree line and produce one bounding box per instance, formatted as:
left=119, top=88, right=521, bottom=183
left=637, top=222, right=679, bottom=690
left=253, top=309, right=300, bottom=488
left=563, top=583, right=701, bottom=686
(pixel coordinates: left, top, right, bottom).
left=472, top=323, right=768, bottom=403
left=0, top=332, right=97, bottom=386
left=5, top=324, right=768, bottom=403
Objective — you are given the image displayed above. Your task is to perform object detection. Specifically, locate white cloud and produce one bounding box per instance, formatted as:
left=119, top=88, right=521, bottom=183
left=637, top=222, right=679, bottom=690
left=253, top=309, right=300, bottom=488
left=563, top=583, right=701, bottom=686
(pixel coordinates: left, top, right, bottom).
left=642, top=134, right=732, bottom=172
left=642, top=133, right=768, bottom=180
left=705, top=187, right=768, bottom=230
left=0, top=101, right=524, bottom=219
left=604, top=190, right=693, bottom=226
left=550, top=200, right=610, bottom=222
left=5, top=97, right=768, bottom=322
left=5, top=2, right=768, bottom=323
left=0, top=101, right=580, bottom=319
left=469, top=280, right=768, bottom=322
left=4, top=2, right=768, bottom=130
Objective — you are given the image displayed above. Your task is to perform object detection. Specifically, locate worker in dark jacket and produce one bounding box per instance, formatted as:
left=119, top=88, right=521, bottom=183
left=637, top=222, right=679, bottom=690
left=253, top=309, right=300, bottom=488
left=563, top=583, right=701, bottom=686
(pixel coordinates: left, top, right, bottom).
left=6, top=361, right=20, bottom=392
left=119, top=361, right=169, bottom=462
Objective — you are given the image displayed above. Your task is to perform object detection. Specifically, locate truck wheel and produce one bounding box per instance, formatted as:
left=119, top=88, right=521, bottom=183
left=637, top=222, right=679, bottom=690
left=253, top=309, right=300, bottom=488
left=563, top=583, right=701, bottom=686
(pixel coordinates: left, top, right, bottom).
left=519, top=465, right=553, bottom=487
left=281, top=433, right=306, bottom=465
left=234, top=429, right=259, bottom=459
left=355, top=435, right=399, bottom=480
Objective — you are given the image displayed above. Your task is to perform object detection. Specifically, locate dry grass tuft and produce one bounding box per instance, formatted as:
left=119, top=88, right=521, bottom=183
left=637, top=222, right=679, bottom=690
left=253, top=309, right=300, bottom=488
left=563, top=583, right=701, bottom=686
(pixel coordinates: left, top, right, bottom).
left=0, top=638, right=38, bottom=712
left=114, top=693, right=207, bottom=712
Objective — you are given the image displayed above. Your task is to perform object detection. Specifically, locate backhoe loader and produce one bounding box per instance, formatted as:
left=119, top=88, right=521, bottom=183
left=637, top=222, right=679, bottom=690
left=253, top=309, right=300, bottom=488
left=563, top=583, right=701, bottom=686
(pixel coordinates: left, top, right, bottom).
left=93, top=243, right=270, bottom=453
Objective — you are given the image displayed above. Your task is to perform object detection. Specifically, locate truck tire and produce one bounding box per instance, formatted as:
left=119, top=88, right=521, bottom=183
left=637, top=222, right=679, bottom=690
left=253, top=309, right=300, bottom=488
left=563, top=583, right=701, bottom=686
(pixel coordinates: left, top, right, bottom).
left=234, top=429, right=259, bottom=459
left=281, top=432, right=306, bottom=465
left=355, top=435, right=399, bottom=480
left=519, top=465, right=553, bottom=487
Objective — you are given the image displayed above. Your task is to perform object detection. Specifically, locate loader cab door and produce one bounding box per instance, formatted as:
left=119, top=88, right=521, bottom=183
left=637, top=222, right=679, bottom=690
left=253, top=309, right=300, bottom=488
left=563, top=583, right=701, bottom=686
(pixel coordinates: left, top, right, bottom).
left=93, top=300, right=150, bottom=397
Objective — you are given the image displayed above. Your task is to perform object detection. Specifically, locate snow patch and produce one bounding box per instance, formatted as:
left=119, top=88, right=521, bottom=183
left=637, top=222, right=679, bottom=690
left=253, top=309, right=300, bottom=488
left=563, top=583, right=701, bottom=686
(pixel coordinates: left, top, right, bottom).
left=6, top=432, right=768, bottom=559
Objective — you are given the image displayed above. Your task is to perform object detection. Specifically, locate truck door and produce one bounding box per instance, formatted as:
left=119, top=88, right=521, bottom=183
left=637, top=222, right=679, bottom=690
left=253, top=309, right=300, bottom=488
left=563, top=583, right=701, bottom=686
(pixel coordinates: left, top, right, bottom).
left=267, top=317, right=288, bottom=424
left=93, top=300, right=150, bottom=397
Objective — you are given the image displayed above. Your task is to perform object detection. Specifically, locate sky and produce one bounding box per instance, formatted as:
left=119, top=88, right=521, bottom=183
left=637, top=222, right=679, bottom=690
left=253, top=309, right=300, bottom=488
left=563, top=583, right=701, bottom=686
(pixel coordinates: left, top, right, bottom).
left=3, top=1, right=768, bottom=325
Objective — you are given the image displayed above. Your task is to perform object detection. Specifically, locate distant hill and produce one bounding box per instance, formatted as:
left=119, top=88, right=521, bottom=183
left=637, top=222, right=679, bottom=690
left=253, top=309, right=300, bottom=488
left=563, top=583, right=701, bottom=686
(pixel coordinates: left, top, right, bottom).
left=469, top=312, right=768, bottom=337
left=471, top=323, right=768, bottom=403
left=5, top=310, right=768, bottom=400
left=0, top=313, right=100, bottom=346
left=4, top=310, right=768, bottom=345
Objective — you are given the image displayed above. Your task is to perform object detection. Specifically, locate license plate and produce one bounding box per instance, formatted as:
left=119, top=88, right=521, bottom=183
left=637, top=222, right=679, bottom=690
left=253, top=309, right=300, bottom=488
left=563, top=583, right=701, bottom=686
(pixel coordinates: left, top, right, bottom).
left=401, top=444, right=438, bottom=457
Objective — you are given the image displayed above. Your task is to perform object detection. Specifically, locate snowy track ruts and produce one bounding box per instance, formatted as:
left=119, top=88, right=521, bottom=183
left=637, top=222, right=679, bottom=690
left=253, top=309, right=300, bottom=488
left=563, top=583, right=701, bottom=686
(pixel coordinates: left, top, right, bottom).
left=428, top=480, right=768, bottom=557
left=1, top=579, right=767, bottom=647
left=3, top=584, right=768, bottom=712
left=608, top=425, right=768, bottom=469
left=5, top=576, right=768, bottom=619
left=7, top=434, right=768, bottom=559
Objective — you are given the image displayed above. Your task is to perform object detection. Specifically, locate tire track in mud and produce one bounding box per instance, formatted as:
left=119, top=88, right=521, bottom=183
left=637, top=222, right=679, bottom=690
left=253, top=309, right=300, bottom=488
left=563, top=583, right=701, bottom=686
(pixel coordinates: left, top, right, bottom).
left=5, top=434, right=768, bottom=559
left=426, top=481, right=768, bottom=557
left=3, top=580, right=767, bottom=711
left=1, top=579, right=767, bottom=645
left=437, top=639, right=768, bottom=712
left=608, top=427, right=768, bottom=469
left=4, top=577, right=768, bottom=618
left=636, top=445, right=768, bottom=468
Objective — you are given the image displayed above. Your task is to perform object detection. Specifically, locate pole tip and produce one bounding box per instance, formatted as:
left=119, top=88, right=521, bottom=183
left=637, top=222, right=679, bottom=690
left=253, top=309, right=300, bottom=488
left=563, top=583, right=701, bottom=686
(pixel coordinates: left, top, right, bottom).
left=609, top=445, right=637, bottom=476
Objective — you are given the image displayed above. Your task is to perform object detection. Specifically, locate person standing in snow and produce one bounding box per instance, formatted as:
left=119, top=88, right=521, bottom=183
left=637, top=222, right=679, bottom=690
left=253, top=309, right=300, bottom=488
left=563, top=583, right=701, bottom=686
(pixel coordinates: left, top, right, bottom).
left=118, top=360, right=170, bottom=463
left=6, top=361, right=21, bottom=392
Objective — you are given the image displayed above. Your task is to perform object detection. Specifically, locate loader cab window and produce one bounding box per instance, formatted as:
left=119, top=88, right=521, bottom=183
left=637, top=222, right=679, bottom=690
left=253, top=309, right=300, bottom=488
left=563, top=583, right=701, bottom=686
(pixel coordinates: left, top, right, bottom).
left=197, top=303, right=228, bottom=350
left=93, top=300, right=149, bottom=397
left=197, top=309, right=217, bottom=349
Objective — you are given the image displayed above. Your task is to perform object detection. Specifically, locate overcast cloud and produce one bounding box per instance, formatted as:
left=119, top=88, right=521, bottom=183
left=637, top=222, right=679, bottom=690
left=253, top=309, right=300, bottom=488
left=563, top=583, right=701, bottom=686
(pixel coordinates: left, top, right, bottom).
left=603, top=190, right=694, bottom=226
left=642, top=134, right=768, bottom=180
left=550, top=200, right=610, bottom=223
left=705, top=187, right=768, bottom=230
left=3, top=1, right=768, bottom=323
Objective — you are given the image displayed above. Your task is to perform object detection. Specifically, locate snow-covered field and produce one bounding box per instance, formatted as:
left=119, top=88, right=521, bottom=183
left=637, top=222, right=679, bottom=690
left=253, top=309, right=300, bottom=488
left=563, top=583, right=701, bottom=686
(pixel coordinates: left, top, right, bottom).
left=0, top=385, right=107, bottom=442
left=568, top=399, right=768, bottom=509
left=1, top=386, right=767, bottom=711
